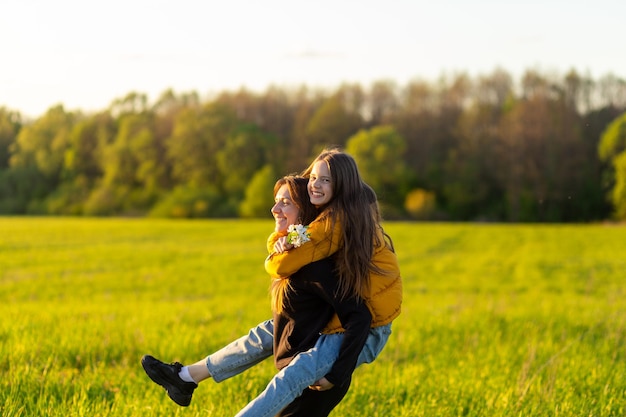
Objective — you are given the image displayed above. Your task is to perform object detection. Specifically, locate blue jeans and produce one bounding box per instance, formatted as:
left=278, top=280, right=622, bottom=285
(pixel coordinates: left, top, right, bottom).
left=205, top=319, right=392, bottom=417
left=206, top=319, right=276, bottom=382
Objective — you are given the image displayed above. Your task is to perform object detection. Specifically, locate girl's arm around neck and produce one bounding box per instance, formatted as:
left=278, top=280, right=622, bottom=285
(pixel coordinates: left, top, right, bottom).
left=265, top=220, right=342, bottom=278
left=267, top=231, right=287, bottom=254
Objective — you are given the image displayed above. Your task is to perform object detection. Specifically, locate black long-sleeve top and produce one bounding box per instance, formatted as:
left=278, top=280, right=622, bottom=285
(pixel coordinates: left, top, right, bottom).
left=272, top=258, right=372, bottom=387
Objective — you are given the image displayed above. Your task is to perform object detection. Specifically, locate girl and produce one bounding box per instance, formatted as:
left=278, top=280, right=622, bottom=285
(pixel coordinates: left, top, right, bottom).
left=235, top=150, right=402, bottom=416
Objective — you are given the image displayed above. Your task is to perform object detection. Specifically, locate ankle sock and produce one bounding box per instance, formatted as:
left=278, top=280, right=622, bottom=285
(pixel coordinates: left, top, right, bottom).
left=178, top=366, right=197, bottom=383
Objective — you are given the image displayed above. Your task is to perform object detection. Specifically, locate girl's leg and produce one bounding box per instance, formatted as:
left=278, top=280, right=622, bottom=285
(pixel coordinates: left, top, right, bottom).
left=234, top=324, right=392, bottom=417
left=142, top=319, right=276, bottom=407
left=277, top=376, right=352, bottom=417
left=205, top=319, right=275, bottom=382
left=355, top=323, right=392, bottom=366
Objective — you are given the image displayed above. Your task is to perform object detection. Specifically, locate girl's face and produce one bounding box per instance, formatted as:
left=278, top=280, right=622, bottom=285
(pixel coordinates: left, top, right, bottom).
left=308, top=160, right=333, bottom=207
left=271, top=184, right=300, bottom=232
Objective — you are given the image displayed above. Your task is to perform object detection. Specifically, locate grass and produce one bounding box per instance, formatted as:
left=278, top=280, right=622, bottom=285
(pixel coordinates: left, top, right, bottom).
left=1, top=218, right=625, bottom=416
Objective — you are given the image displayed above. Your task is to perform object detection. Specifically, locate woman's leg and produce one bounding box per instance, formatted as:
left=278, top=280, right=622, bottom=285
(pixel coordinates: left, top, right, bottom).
left=234, top=324, right=392, bottom=417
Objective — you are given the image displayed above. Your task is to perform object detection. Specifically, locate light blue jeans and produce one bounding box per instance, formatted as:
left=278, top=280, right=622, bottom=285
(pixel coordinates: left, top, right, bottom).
left=205, top=319, right=392, bottom=417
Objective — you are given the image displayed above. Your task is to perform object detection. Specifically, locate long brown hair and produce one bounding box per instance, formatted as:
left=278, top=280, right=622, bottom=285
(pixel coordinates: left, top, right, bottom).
left=363, top=181, right=395, bottom=253
left=270, top=175, right=318, bottom=313
left=302, top=148, right=383, bottom=301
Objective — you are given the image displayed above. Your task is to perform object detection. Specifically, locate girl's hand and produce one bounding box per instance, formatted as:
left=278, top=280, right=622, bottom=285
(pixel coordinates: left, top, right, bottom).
left=308, top=377, right=334, bottom=391
left=273, top=236, right=294, bottom=253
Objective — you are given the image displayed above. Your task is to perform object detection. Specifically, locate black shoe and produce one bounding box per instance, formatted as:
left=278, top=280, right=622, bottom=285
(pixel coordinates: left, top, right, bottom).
left=141, top=354, right=197, bottom=406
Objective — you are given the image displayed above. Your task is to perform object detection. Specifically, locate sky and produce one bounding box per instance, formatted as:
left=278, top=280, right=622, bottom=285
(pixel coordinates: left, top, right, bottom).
left=1, top=0, right=625, bottom=118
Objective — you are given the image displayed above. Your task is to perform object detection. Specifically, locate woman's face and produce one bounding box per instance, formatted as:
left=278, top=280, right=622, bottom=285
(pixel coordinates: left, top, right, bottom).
left=308, top=160, right=333, bottom=207
left=271, top=184, right=300, bottom=233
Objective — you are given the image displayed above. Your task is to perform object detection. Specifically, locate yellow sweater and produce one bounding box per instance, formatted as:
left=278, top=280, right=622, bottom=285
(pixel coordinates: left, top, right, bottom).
left=265, top=219, right=402, bottom=334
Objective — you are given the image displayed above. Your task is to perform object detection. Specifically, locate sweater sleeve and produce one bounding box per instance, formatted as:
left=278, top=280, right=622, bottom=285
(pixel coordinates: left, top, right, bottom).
left=265, top=220, right=342, bottom=278
left=312, top=275, right=371, bottom=387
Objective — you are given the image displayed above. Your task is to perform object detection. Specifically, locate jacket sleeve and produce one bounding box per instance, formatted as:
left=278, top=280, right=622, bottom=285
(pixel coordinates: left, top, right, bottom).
left=265, top=220, right=342, bottom=278
left=266, top=231, right=287, bottom=254
left=312, top=275, right=371, bottom=387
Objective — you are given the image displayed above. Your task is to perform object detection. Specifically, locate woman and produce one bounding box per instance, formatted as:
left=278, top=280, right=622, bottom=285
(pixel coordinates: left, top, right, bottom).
left=142, top=175, right=372, bottom=416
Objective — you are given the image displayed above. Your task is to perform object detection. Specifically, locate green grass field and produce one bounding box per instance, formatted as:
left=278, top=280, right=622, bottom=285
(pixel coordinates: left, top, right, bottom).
left=1, top=217, right=625, bottom=416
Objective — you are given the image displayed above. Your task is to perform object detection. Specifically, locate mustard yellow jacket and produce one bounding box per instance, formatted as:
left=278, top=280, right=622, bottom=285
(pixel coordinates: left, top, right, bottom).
left=265, top=219, right=402, bottom=334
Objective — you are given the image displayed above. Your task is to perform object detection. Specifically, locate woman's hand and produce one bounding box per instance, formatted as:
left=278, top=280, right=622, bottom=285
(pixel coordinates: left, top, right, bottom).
left=308, top=377, right=334, bottom=391
left=273, top=236, right=294, bottom=253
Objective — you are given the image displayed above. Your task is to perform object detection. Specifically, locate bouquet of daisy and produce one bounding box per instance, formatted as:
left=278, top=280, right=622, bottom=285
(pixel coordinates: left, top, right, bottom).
left=286, top=224, right=311, bottom=248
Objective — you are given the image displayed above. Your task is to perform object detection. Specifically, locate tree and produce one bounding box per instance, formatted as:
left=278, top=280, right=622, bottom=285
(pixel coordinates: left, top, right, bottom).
left=598, top=112, right=626, bottom=163
left=346, top=125, right=413, bottom=213
left=598, top=111, right=626, bottom=219
left=611, top=152, right=626, bottom=219
left=286, top=87, right=324, bottom=173
left=8, top=105, right=75, bottom=212
left=393, top=80, right=438, bottom=187
left=216, top=124, right=277, bottom=203
left=166, top=103, right=238, bottom=188
left=104, top=111, right=161, bottom=209
left=239, top=164, right=276, bottom=218
left=10, top=105, right=74, bottom=178
left=153, top=89, right=200, bottom=116
left=393, top=76, right=467, bottom=206
left=0, top=107, right=21, bottom=213
left=366, top=80, right=398, bottom=127
left=596, top=74, right=626, bottom=109
left=109, top=91, right=149, bottom=116
left=83, top=106, right=168, bottom=215
left=305, top=93, right=363, bottom=155
left=64, top=112, right=115, bottom=182
left=437, top=71, right=513, bottom=220
left=493, top=69, right=596, bottom=221
left=153, top=89, right=200, bottom=190
left=45, top=112, right=116, bottom=215
left=0, top=108, right=21, bottom=170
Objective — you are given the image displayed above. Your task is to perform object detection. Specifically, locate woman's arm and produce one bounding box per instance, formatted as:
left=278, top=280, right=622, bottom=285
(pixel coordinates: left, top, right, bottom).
left=265, top=220, right=342, bottom=278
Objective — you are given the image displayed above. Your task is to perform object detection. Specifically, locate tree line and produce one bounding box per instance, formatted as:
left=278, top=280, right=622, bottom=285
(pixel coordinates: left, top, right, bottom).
left=1, top=68, right=626, bottom=222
